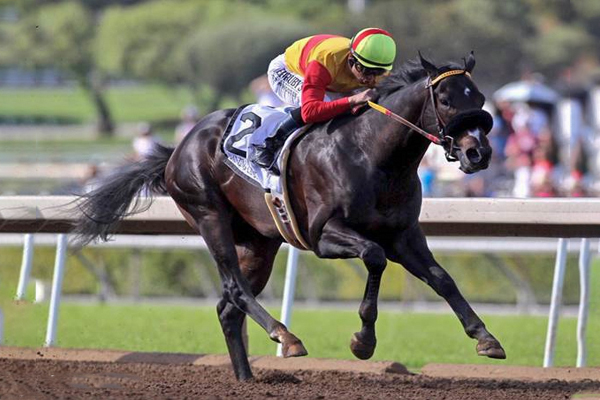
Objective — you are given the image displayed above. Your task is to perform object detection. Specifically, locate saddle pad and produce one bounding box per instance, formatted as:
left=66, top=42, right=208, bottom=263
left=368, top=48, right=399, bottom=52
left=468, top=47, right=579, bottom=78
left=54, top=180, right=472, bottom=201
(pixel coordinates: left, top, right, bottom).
left=221, top=104, right=311, bottom=250
left=222, top=104, right=298, bottom=193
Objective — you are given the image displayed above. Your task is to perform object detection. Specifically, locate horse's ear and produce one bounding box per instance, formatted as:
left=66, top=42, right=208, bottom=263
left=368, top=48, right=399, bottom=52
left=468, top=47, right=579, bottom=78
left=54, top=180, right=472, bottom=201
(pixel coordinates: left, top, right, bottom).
left=464, top=51, right=476, bottom=73
left=418, top=51, right=438, bottom=77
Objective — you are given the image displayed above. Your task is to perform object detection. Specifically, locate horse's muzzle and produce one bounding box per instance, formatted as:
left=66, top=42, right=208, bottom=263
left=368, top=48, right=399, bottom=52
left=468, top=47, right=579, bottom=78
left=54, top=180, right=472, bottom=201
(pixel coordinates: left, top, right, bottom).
left=458, top=145, right=492, bottom=173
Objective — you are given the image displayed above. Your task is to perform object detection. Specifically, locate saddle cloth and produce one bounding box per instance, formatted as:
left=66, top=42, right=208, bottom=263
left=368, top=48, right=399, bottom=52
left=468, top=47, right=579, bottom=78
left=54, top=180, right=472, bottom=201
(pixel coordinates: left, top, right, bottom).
left=221, top=104, right=310, bottom=250
left=222, top=104, right=296, bottom=192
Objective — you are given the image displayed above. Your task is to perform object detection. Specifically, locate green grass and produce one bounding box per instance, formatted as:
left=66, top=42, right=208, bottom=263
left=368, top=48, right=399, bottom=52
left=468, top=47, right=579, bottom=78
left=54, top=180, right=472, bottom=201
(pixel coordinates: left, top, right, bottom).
left=0, top=138, right=132, bottom=162
left=2, top=301, right=598, bottom=370
left=0, top=139, right=135, bottom=165
left=0, top=85, right=196, bottom=123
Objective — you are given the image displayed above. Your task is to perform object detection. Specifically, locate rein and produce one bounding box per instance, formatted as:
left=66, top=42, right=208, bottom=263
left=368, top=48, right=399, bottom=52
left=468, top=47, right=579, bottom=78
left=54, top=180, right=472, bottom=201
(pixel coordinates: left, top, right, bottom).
left=368, top=69, right=471, bottom=161
left=367, top=101, right=442, bottom=145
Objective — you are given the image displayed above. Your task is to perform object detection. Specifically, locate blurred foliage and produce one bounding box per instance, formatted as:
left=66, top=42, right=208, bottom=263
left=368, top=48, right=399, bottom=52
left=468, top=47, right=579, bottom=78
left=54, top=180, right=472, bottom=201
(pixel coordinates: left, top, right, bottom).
left=178, top=15, right=310, bottom=107
left=95, top=0, right=206, bottom=83
left=1, top=0, right=599, bottom=112
left=96, top=1, right=311, bottom=107
left=2, top=1, right=115, bottom=135
left=526, top=22, right=593, bottom=72
left=11, top=2, right=93, bottom=75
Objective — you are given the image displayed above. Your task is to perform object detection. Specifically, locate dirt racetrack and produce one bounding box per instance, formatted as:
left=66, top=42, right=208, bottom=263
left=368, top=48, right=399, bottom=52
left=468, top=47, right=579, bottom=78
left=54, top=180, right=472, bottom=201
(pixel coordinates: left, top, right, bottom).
left=1, top=347, right=600, bottom=400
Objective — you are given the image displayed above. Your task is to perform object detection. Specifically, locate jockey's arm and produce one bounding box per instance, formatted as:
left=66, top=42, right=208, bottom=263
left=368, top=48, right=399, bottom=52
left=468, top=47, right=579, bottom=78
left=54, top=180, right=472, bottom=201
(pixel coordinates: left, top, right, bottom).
left=300, top=61, right=352, bottom=123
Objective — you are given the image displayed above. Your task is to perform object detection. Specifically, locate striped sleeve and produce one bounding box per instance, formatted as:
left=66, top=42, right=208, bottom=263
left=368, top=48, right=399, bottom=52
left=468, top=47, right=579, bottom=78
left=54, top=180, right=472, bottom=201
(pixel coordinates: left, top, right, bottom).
left=301, top=61, right=351, bottom=123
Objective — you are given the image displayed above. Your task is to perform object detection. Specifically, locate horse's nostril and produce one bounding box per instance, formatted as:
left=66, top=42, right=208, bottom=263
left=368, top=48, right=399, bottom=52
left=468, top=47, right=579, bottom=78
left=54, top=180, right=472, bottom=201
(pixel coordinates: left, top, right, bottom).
left=466, top=148, right=481, bottom=163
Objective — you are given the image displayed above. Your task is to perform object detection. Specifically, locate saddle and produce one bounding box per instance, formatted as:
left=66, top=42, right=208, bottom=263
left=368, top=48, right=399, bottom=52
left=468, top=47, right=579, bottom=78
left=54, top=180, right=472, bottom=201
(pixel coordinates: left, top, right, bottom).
left=221, top=104, right=310, bottom=250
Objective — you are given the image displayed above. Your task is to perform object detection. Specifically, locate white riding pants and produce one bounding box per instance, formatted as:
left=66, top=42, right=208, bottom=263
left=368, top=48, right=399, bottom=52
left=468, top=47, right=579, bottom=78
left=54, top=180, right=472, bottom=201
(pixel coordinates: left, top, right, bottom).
left=267, top=54, right=340, bottom=107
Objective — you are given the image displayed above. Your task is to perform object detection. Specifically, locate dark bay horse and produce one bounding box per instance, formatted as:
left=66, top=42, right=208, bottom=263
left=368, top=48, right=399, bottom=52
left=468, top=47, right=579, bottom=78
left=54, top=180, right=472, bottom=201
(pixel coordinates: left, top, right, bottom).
left=74, top=53, right=505, bottom=381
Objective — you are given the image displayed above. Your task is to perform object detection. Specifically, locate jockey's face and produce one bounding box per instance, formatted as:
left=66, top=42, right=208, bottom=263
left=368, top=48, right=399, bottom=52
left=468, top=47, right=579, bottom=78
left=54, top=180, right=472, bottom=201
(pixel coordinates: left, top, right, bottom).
left=348, top=56, right=386, bottom=88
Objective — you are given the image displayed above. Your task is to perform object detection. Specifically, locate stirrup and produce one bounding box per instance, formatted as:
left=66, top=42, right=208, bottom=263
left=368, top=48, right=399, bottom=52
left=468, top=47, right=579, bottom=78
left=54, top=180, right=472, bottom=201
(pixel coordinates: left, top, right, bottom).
left=260, top=150, right=280, bottom=175
left=252, top=146, right=275, bottom=168
left=254, top=111, right=301, bottom=175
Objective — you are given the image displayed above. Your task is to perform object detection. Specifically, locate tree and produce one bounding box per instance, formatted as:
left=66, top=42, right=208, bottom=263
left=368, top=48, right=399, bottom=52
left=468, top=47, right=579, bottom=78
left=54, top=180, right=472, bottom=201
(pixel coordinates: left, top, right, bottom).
left=95, top=0, right=206, bottom=84
left=95, top=0, right=216, bottom=108
left=11, top=1, right=115, bottom=136
left=525, top=23, right=593, bottom=76
left=178, top=15, right=310, bottom=109
left=523, top=0, right=595, bottom=78
left=96, top=0, right=310, bottom=111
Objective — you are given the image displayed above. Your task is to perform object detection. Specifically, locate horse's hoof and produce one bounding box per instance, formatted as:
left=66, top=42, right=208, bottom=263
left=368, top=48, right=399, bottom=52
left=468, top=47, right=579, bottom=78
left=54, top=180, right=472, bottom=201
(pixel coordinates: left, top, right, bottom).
left=236, top=372, right=255, bottom=382
left=282, top=341, right=308, bottom=358
left=350, top=332, right=376, bottom=360
left=477, top=339, right=506, bottom=359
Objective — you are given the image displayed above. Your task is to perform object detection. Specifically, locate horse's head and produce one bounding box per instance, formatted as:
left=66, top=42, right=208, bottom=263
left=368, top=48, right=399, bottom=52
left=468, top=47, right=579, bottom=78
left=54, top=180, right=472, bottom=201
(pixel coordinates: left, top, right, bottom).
left=420, top=52, right=493, bottom=174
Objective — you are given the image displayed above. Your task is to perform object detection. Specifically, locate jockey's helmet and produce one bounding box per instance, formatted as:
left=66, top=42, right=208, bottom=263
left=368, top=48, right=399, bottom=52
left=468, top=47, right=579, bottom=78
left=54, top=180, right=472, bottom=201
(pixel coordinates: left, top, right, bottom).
left=350, top=28, right=396, bottom=71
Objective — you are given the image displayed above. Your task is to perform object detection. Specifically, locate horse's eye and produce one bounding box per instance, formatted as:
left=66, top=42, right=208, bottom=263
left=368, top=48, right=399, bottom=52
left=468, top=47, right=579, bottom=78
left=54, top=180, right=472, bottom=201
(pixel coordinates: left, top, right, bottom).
left=440, top=98, right=450, bottom=107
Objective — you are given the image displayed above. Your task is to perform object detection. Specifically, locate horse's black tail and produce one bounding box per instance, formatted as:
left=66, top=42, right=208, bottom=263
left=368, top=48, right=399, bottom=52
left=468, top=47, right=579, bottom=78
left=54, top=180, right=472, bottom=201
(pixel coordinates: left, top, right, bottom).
left=72, top=143, right=175, bottom=246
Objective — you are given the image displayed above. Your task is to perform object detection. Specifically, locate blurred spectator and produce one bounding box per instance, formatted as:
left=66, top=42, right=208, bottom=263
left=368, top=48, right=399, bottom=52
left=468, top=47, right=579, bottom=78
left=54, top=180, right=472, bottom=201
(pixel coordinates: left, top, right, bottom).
left=250, top=74, right=284, bottom=108
left=418, top=155, right=436, bottom=197
left=568, top=170, right=588, bottom=197
left=557, top=94, right=594, bottom=197
left=174, top=105, right=200, bottom=144
left=530, top=147, right=556, bottom=197
left=502, top=97, right=561, bottom=198
left=463, top=174, right=488, bottom=197
left=567, top=139, right=591, bottom=197
left=53, top=163, right=102, bottom=195
left=488, top=100, right=514, bottom=167
left=525, top=102, right=551, bottom=137
left=80, top=163, right=102, bottom=193
left=133, top=122, right=160, bottom=160
left=478, top=100, right=515, bottom=196
left=504, top=105, right=536, bottom=197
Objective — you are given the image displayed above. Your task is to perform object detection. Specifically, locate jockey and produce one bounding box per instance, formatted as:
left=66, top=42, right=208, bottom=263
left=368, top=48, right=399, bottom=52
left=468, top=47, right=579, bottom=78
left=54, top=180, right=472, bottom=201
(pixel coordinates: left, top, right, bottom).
left=251, top=28, right=397, bottom=173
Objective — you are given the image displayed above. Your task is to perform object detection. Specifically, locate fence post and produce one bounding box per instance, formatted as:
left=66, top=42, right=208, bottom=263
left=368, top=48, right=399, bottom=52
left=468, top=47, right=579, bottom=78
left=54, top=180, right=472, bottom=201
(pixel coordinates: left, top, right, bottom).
left=0, top=255, right=4, bottom=344
left=44, top=234, right=68, bottom=347
left=277, top=246, right=300, bottom=357
left=15, top=234, right=35, bottom=300
left=0, top=307, right=3, bottom=345
left=576, top=238, right=591, bottom=367
left=543, top=238, right=567, bottom=367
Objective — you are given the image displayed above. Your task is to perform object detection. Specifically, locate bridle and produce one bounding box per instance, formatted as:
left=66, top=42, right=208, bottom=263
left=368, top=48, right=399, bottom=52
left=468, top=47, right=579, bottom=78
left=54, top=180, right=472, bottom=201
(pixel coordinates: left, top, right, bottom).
left=368, top=69, right=473, bottom=162
left=424, top=70, right=471, bottom=161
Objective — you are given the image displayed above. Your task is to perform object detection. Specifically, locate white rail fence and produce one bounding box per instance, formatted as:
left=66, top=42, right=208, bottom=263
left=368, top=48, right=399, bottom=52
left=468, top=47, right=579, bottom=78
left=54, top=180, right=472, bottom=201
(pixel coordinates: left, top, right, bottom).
left=1, top=196, right=599, bottom=366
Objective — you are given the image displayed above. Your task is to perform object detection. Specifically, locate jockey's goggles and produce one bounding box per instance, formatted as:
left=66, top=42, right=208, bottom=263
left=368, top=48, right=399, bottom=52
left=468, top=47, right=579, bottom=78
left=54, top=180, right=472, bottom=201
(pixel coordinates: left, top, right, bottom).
left=350, top=56, right=387, bottom=77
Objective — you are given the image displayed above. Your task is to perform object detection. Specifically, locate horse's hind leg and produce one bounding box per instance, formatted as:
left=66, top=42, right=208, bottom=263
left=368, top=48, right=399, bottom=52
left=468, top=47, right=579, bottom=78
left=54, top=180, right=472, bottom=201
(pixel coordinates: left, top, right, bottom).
left=185, top=207, right=306, bottom=379
left=389, top=226, right=506, bottom=359
left=216, top=226, right=302, bottom=379
left=315, top=219, right=387, bottom=360
left=216, top=298, right=251, bottom=380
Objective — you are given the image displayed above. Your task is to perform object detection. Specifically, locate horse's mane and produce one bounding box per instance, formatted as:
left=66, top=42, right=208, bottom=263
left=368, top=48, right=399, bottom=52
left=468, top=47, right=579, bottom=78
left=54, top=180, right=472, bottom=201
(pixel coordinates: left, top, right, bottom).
left=377, top=57, right=464, bottom=97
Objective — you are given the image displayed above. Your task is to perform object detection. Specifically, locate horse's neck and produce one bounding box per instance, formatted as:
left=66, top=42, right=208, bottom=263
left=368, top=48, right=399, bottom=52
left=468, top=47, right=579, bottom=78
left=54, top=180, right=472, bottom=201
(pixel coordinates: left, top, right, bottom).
left=369, top=80, right=432, bottom=170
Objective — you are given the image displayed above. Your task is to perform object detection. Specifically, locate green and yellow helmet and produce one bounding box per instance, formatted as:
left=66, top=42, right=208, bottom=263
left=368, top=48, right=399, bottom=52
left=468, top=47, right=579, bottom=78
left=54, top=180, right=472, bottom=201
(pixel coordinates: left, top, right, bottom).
left=350, top=28, right=396, bottom=71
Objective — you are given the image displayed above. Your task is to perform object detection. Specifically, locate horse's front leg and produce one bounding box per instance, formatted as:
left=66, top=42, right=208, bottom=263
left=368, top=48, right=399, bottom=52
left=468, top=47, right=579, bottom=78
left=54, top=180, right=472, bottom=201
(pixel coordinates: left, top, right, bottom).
left=315, top=219, right=387, bottom=359
left=388, top=225, right=506, bottom=359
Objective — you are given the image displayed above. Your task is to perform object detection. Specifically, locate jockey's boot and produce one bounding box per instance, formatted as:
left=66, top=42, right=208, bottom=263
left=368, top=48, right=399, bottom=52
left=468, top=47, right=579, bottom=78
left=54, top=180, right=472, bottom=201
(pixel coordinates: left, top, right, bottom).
left=252, top=108, right=303, bottom=175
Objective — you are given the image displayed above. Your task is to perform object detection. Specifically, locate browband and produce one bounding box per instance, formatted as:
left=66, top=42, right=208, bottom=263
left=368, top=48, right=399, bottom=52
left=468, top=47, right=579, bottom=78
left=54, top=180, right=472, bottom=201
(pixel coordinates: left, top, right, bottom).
left=427, top=70, right=471, bottom=87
